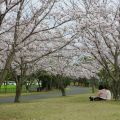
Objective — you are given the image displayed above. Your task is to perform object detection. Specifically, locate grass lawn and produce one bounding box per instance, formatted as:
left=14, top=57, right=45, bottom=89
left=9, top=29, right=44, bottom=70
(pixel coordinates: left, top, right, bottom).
left=0, top=94, right=120, bottom=120
left=1, top=85, right=16, bottom=89
left=0, top=85, right=28, bottom=93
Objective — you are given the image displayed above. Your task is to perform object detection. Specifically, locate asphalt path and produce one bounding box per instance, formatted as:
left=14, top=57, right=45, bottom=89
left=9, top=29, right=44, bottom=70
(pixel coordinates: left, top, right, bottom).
left=0, top=86, right=90, bottom=103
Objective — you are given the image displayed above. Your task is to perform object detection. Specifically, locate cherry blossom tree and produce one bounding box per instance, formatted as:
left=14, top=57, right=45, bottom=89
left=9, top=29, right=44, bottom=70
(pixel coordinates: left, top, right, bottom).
left=6, top=23, right=78, bottom=102
left=0, top=0, right=75, bottom=88
left=71, top=0, right=120, bottom=100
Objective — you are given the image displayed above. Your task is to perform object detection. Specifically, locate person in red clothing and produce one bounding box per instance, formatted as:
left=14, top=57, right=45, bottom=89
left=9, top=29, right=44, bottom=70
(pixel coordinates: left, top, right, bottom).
left=89, top=85, right=107, bottom=101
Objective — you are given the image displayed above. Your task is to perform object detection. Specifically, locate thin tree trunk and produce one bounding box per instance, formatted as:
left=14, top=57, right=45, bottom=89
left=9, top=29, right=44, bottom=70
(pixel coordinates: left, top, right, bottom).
left=0, top=48, right=15, bottom=85
left=60, top=87, right=66, bottom=96
left=57, top=75, right=66, bottom=96
left=91, top=78, right=95, bottom=93
left=112, top=80, right=120, bottom=100
left=14, top=57, right=26, bottom=103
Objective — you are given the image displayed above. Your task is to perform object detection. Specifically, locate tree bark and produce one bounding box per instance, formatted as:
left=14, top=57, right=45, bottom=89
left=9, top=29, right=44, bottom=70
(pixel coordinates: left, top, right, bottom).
left=111, top=80, right=120, bottom=100
left=0, top=50, right=14, bottom=85
left=60, top=87, right=66, bottom=96
left=14, top=83, right=22, bottom=103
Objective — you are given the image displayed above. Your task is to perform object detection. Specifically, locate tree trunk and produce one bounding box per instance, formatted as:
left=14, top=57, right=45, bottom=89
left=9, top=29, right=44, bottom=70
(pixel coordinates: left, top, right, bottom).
left=112, top=80, right=120, bottom=100
left=14, top=83, right=22, bottom=103
left=49, top=78, right=52, bottom=90
left=0, top=69, right=8, bottom=85
left=92, top=85, right=95, bottom=93
left=0, top=50, right=14, bottom=85
left=57, top=74, right=66, bottom=96
left=91, top=78, right=95, bottom=93
left=60, top=87, right=66, bottom=96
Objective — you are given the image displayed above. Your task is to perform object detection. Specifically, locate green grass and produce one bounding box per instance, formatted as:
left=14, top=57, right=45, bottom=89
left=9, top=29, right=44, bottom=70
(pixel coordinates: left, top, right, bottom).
left=0, top=94, right=120, bottom=120
left=1, top=85, right=16, bottom=89
left=0, top=85, right=27, bottom=93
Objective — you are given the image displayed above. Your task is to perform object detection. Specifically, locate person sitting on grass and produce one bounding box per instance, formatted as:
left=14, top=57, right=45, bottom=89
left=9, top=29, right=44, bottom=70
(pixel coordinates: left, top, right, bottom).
left=89, top=85, right=108, bottom=101
left=104, top=86, right=112, bottom=100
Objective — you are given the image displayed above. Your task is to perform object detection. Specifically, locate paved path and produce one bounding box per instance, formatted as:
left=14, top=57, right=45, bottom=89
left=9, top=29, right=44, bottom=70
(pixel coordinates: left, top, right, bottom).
left=0, top=86, right=90, bottom=103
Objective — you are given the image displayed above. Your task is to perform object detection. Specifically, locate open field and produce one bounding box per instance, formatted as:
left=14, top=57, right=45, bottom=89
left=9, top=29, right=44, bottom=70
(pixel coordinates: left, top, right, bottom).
left=0, top=94, right=120, bottom=120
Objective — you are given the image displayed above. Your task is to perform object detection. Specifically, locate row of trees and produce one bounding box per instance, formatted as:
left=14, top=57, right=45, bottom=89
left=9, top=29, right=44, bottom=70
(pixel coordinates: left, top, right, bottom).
left=0, top=0, right=120, bottom=102
left=6, top=69, right=72, bottom=96
left=0, top=0, right=77, bottom=102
